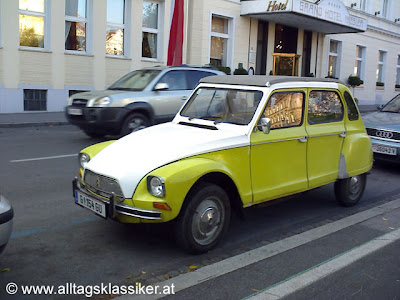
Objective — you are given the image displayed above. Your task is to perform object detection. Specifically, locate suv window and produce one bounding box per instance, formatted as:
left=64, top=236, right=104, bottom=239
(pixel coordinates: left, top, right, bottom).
left=343, top=91, right=359, bottom=121
left=108, top=69, right=161, bottom=91
left=186, top=70, right=216, bottom=89
left=308, top=90, right=344, bottom=124
left=263, top=91, right=304, bottom=129
left=158, top=70, right=188, bottom=90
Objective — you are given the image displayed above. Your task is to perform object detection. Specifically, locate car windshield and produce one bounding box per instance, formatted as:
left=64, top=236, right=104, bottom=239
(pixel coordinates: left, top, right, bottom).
left=381, top=94, right=400, bottom=113
left=108, top=69, right=161, bottom=91
left=180, top=88, right=263, bottom=125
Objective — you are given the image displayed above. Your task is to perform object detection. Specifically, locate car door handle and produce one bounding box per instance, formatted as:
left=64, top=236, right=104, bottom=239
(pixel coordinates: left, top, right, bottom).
left=181, top=96, right=188, bottom=100
left=339, top=131, right=346, bottom=138
left=298, top=136, right=308, bottom=143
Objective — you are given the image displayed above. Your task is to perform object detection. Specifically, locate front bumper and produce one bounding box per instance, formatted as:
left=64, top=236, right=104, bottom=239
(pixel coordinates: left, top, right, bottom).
left=0, top=195, right=13, bottom=254
left=73, top=178, right=162, bottom=221
left=65, top=106, right=130, bottom=134
left=369, top=137, right=400, bottom=163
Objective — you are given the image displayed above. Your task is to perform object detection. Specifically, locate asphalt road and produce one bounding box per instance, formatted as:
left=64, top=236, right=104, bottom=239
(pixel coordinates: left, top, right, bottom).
left=0, top=125, right=399, bottom=299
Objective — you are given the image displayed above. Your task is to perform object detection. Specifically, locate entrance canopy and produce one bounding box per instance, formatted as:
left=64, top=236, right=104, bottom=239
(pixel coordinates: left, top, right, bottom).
left=241, top=0, right=367, bottom=34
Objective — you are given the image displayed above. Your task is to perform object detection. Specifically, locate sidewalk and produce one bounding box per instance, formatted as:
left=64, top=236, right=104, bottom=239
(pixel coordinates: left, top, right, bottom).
left=0, top=112, right=68, bottom=128
left=0, top=105, right=378, bottom=128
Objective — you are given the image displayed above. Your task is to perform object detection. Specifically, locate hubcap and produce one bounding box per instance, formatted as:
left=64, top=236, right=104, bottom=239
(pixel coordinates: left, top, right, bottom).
left=192, top=198, right=224, bottom=246
left=349, top=175, right=362, bottom=198
left=128, top=118, right=147, bottom=132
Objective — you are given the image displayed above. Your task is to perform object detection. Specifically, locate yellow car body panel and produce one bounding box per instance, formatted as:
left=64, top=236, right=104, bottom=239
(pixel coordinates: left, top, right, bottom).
left=129, top=146, right=251, bottom=223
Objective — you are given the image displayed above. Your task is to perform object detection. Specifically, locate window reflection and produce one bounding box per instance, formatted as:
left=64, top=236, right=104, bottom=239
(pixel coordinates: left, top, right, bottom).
left=65, top=22, right=86, bottom=51
left=19, top=15, right=44, bottom=48
left=308, top=91, right=343, bottom=124
left=142, top=1, right=159, bottom=59
left=106, top=27, right=124, bottom=56
left=264, top=92, right=304, bottom=129
left=19, top=0, right=44, bottom=13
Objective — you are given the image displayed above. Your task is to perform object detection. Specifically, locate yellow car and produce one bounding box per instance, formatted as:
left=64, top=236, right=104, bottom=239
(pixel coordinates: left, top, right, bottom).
left=73, top=76, right=373, bottom=254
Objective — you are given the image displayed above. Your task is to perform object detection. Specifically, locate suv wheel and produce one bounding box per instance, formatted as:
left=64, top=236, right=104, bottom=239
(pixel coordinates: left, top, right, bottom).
left=121, top=113, right=150, bottom=136
left=334, top=174, right=367, bottom=207
left=174, top=183, right=231, bottom=254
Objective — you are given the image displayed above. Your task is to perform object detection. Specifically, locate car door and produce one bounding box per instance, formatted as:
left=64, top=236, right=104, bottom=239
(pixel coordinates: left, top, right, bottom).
left=150, top=70, right=190, bottom=122
left=150, top=70, right=217, bottom=122
left=250, top=90, right=308, bottom=203
left=305, top=89, right=346, bottom=188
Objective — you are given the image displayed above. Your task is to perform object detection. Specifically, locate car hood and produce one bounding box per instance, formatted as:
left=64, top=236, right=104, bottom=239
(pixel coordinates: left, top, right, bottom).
left=85, top=122, right=249, bottom=198
left=362, top=111, right=400, bottom=131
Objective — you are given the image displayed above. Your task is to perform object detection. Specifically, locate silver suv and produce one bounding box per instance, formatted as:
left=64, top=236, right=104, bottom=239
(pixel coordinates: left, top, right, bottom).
left=65, top=65, right=224, bottom=137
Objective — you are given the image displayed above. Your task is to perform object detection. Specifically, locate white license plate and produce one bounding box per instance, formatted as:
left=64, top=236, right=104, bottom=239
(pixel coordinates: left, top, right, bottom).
left=68, top=108, right=83, bottom=115
left=372, top=144, right=397, bottom=156
left=75, top=191, right=106, bottom=218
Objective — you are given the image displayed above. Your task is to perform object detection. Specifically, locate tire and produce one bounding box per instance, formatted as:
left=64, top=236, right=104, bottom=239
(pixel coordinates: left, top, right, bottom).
left=175, top=183, right=231, bottom=254
left=121, top=113, right=150, bottom=136
left=334, top=174, right=367, bottom=207
left=83, top=129, right=105, bottom=138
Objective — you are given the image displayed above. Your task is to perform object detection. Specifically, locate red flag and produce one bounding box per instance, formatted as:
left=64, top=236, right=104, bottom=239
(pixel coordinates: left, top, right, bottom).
left=167, top=0, right=184, bottom=66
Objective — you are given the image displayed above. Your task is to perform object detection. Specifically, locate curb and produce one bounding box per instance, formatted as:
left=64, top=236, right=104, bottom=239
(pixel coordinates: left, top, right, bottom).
left=0, top=121, right=69, bottom=128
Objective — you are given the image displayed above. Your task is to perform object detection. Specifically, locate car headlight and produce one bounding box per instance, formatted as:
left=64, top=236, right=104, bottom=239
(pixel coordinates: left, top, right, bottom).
left=91, top=97, right=111, bottom=107
left=67, top=96, right=73, bottom=106
left=147, top=176, right=165, bottom=198
left=79, top=153, right=90, bottom=169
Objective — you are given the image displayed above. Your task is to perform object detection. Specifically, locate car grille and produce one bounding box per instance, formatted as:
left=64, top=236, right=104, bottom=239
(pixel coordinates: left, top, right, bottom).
left=366, top=128, right=400, bottom=141
left=83, top=170, right=124, bottom=199
left=72, top=98, right=89, bottom=107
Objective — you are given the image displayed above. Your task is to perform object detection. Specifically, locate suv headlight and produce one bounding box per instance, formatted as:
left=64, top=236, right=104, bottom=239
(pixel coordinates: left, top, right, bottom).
left=91, top=97, right=111, bottom=107
left=147, top=176, right=165, bottom=197
left=79, top=153, right=90, bottom=169
left=67, top=96, right=73, bottom=106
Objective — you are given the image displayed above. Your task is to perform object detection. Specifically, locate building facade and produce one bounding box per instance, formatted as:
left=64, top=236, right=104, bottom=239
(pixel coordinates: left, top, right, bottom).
left=0, top=0, right=399, bottom=113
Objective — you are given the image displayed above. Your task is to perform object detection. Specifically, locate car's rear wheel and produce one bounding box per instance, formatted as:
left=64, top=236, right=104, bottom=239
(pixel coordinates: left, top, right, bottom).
left=175, top=183, right=231, bottom=254
left=334, top=174, right=367, bottom=207
left=121, top=113, right=150, bottom=136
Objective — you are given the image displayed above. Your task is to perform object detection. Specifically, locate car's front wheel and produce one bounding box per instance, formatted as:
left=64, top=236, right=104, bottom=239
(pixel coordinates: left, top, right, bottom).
left=175, top=183, right=231, bottom=254
left=121, top=113, right=150, bottom=136
left=334, top=174, right=367, bottom=207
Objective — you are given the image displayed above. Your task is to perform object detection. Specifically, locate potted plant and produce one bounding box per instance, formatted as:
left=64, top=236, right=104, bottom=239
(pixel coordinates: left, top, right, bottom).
left=347, top=75, right=363, bottom=97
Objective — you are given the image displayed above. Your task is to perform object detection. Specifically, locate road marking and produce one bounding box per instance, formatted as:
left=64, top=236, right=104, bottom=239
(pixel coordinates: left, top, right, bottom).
left=10, top=154, right=77, bottom=163
left=119, top=198, right=400, bottom=300
left=11, top=216, right=99, bottom=239
left=247, top=228, right=400, bottom=300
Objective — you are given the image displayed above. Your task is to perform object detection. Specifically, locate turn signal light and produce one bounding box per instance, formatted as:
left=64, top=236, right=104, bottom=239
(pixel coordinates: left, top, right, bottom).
left=153, top=202, right=171, bottom=211
left=78, top=169, right=82, bottom=178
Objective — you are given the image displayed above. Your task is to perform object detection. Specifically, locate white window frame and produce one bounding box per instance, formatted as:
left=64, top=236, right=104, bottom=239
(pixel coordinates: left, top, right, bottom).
left=359, top=0, right=368, bottom=12
left=141, top=0, right=164, bottom=62
left=376, top=50, right=387, bottom=85
left=382, top=0, right=391, bottom=19
left=327, top=39, right=342, bottom=79
left=18, top=0, right=50, bottom=51
left=65, top=0, right=91, bottom=54
left=354, top=45, right=366, bottom=81
left=208, top=12, right=234, bottom=72
left=106, top=0, right=130, bottom=57
left=396, top=54, right=400, bottom=88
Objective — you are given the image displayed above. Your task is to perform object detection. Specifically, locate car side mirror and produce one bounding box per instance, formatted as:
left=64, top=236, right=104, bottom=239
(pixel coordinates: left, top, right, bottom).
left=154, top=83, right=169, bottom=91
left=376, top=104, right=384, bottom=110
left=257, top=117, right=271, bottom=134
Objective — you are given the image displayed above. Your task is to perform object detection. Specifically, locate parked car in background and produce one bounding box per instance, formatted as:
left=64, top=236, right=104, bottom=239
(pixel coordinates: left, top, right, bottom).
left=72, top=76, right=372, bottom=253
left=0, top=195, right=13, bottom=254
left=363, top=94, right=400, bottom=163
left=65, top=65, right=224, bottom=137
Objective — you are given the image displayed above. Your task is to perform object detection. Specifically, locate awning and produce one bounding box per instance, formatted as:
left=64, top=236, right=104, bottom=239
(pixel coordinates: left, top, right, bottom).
left=241, top=0, right=367, bottom=34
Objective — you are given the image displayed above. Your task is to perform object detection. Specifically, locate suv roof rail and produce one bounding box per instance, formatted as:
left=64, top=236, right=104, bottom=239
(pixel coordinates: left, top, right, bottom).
left=174, top=64, right=219, bottom=70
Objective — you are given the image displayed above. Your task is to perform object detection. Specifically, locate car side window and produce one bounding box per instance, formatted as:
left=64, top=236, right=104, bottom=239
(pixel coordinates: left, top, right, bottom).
left=308, top=90, right=344, bottom=124
left=186, top=70, right=215, bottom=89
left=157, top=70, right=188, bottom=90
left=263, top=91, right=304, bottom=129
left=343, top=91, right=359, bottom=121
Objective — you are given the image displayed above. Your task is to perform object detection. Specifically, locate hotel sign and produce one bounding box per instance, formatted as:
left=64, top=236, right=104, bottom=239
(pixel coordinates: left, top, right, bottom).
left=293, top=0, right=367, bottom=31
left=241, top=0, right=367, bottom=32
